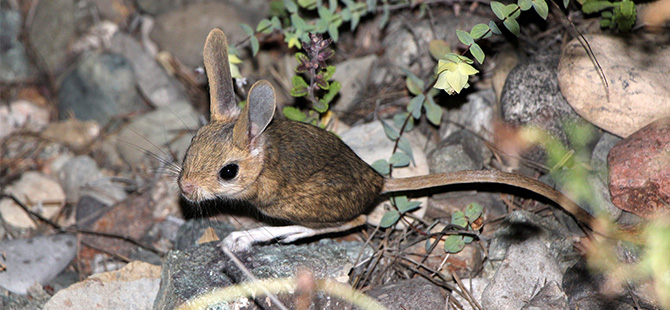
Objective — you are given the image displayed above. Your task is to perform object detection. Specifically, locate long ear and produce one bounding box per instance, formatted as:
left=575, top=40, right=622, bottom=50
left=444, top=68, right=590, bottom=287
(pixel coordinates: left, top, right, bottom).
left=232, top=80, right=276, bottom=149
left=203, top=28, right=238, bottom=122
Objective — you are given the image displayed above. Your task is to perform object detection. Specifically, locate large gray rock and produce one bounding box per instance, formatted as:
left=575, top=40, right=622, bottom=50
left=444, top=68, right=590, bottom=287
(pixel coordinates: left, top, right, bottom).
left=0, top=9, right=35, bottom=83
left=149, top=2, right=266, bottom=68
left=154, top=240, right=373, bottom=309
left=366, top=277, right=444, bottom=310
left=58, top=52, right=145, bottom=124
left=559, top=34, right=670, bottom=137
left=482, top=237, right=563, bottom=310
left=0, top=234, right=77, bottom=295
left=27, top=0, right=78, bottom=73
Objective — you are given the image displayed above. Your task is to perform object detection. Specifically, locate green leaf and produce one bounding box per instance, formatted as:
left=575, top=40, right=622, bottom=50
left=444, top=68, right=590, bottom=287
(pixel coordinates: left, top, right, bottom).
left=428, top=40, right=451, bottom=60
left=250, top=37, right=259, bottom=56
left=408, top=94, right=425, bottom=119
left=393, top=113, right=413, bottom=132
left=257, top=19, right=274, bottom=34
left=503, top=18, right=520, bottom=36
left=600, top=18, right=612, bottom=27
left=318, top=5, right=333, bottom=21
left=563, top=0, right=570, bottom=9
left=581, top=1, right=614, bottom=13
left=463, top=235, right=475, bottom=244
left=283, top=106, right=307, bottom=121
left=271, top=16, right=281, bottom=30
left=464, top=203, right=483, bottom=222
left=318, top=80, right=340, bottom=108
left=351, top=12, right=361, bottom=30
left=489, top=21, right=502, bottom=35
left=290, top=76, right=309, bottom=97
left=505, top=3, right=521, bottom=19
left=444, top=235, right=466, bottom=253
left=532, top=0, right=549, bottom=19
left=380, top=119, right=399, bottom=140
left=451, top=210, right=468, bottom=227
left=379, top=3, right=390, bottom=28
left=298, top=0, right=317, bottom=9
left=602, top=11, right=613, bottom=18
left=619, top=0, right=635, bottom=16
left=518, top=0, right=533, bottom=10
left=390, top=152, right=410, bottom=167
left=392, top=196, right=422, bottom=213
left=397, top=136, right=415, bottom=164
left=470, top=23, right=490, bottom=39
left=380, top=210, right=401, bottom=228
left=424, top=96, right=443, bottom=126
left=406, top=75, right=424, bottom=95
left=372, top=159, right=390, bottom=175
left=469, top=43, right=485, bottom=64
left=291, top=14, right=307, bottom=31
left=239, top=23, right=254, bottom=36
left=328, top=23, right=339, bottom=42
left=284, top=0, right=298, bottom=13
left=456, top=29, right=474, bottom=46
left=491, top=1, right=506, bottom=19
left=322, top=66, right=336, bottom=82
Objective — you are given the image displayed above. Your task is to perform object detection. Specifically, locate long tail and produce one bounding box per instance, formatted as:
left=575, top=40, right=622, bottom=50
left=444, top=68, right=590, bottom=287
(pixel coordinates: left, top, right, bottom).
left=382, top=169, right=615, bottom=237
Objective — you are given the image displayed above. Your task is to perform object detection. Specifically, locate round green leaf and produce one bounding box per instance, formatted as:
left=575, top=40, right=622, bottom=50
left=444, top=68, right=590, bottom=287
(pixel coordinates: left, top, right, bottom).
left=372, top=159, right=390, bottom=175
left=397, top=137, right=415, bottom=164
left=239, top=23, right=254, bottom=36
left=424, top=96, right=443, bottom=126
left=257, top=19, right=274, bottom=34
left=283, top=106, right=307, bottom=121
left=397, top=200, right=422, bottom=214
left=380, top=210, right=401, bottom=228
left=503, top=18, right=520, bottom=36
left=390, top=152, right=410, bottom=167
left=469, top=43, right=485, bottom=65
left=456, top=29, right=474, bottom=46
left=470, top=23, right=490, bottom=40
left=518, top=0, right=533, bottom=10
left=451, top=210, right=468, bottom=228
left=491, top=1, right=506, bottom=20
left=250, top=37, right=259, bottom=56
left=532, top=0, right=549, bottom=19
left=381, top=119, right=399, bottom=141
left=489, top=21, right=502, bottom=35
left=444, top=235, right=466, bottom=253
left=408, top=94, right=425, bottom=119
left=465, top=203, right=483, bottom=222
left=463, top=235, right=475, bottom=244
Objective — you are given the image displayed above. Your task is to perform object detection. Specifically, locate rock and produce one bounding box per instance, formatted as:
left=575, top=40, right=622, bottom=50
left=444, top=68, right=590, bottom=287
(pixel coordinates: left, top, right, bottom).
left=608, top=117, right=670, bottom=218
left=558, top=34, right=670, bottom=137
left=486, top=211, right=579, bottom=277
left=377, top=11, right=489, bottom=82
left=428, top=129, right=488, bottom=175
left=154, top=240, right=373, bottom=309
left=0, top=285, right=51, bottom=309
left=41, top=119, right=100, bottom=150
left=150, top=2, right=266, bottom=68
left=0, top=171, right=66, bottom=229
left=79, top=175, right=180, bottom=258
left=366, top=278, right=444, bottom=310
left=58, top=52, right=145, bottom=124
left=500, top=54, right=587, bottom=162
left=452, top=278, right=489, bottom=310
left=520, top=281, right=569, bottom=310
left=440, top=89, right=496, bottom=144
left=0, top=9, right=35, bottom=83
left=340, top=120, right=429, bottom=227
left=0, top=100, right=50, bottom=140
left=84, top=0, right=134, bottom=24
left=116, top=102, right=199, bottom=169
left=173, top=219, right=236, bottom=251
left=109, top=33, right=189, bottom=108
left=0, top=234, right=77, bottom=295
left=43, top=261, right=161, bottom=310
left=481, top=237, right=563, bottom=310
left=591, top=133, right=621, bottom=180
left=27, top=0, right=78, bottom=73
left=57, top=155, right=127, bottom=206
left=330, top=55, right=378, bottom=112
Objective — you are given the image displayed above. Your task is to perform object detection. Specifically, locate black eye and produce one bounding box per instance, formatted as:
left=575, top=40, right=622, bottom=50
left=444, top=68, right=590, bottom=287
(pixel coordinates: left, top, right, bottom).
left=219, top=164, right=239, bottom=180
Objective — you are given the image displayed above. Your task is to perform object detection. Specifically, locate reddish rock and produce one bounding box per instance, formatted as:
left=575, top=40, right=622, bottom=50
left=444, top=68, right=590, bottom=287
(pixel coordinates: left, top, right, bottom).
left=608, top=117, right=670, bottom=218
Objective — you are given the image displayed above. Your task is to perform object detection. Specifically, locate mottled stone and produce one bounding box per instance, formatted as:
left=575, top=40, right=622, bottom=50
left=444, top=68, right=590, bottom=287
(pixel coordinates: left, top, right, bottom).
left=608, top=117, right=670, bottom=218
